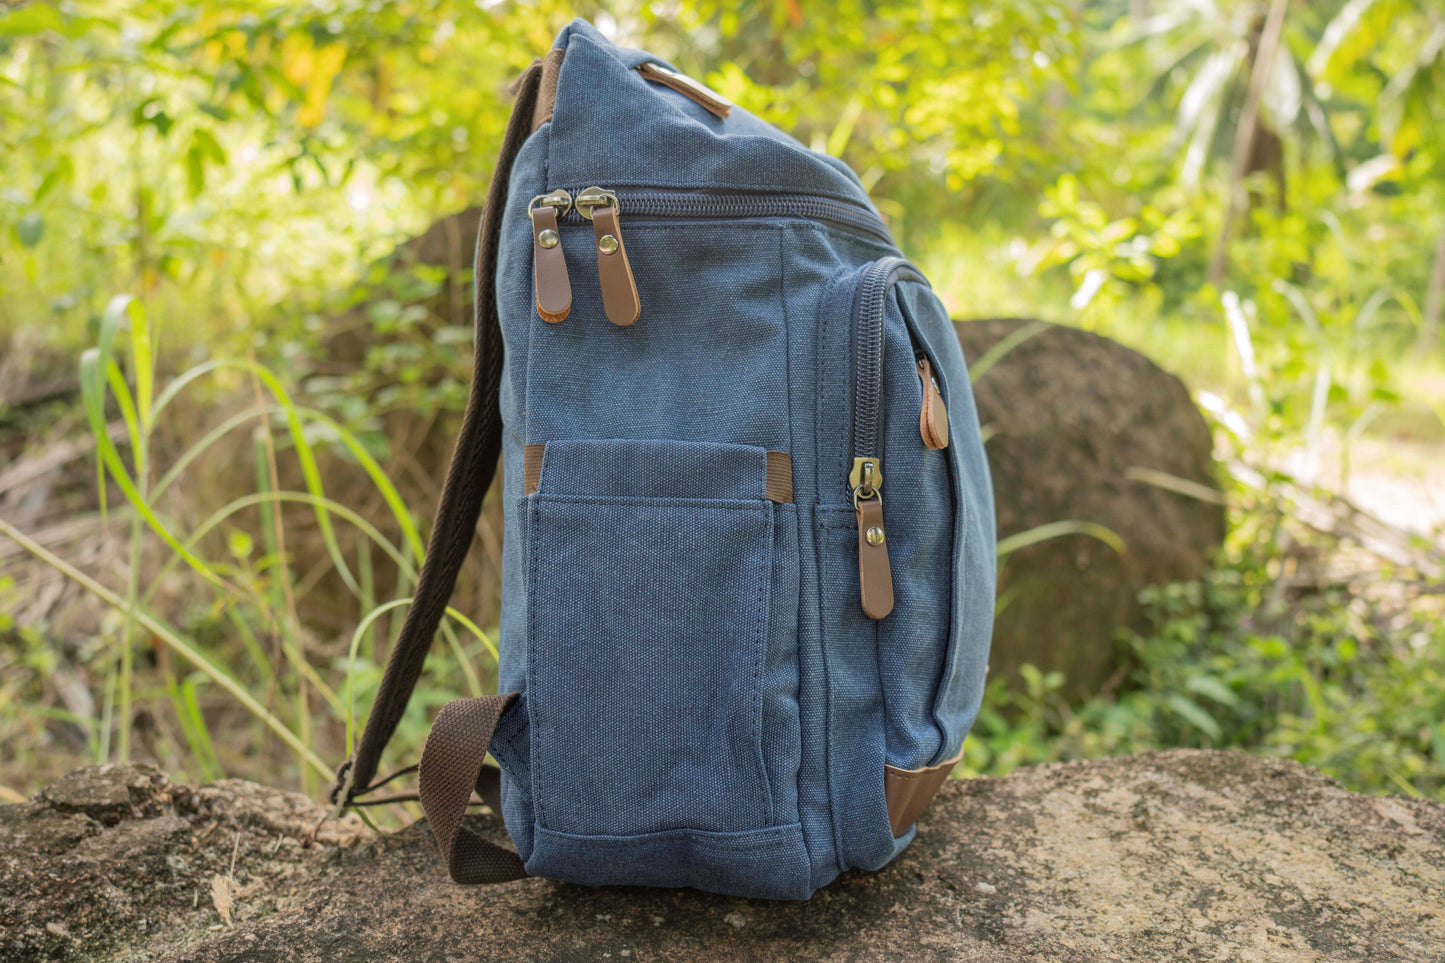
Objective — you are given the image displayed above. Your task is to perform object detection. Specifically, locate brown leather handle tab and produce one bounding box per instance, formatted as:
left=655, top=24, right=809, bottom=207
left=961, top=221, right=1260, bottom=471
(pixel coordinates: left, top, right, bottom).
left=418, top=693, right=527, bottom=884
left=593, top=206, right=640, bottom=326
left=532, top=205, right=571, bottom=323
left=637, top=62, right=732, bottom=119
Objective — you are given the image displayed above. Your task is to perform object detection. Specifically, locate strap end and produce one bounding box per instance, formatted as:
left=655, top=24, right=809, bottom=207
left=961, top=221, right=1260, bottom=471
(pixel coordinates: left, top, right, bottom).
left=327, top=757, right=357, bottom=819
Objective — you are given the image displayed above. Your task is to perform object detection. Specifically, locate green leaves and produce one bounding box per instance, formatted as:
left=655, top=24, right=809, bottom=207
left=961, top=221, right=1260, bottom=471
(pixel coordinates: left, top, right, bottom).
left=184, top=128, right=227, bottom=197
left=14, top=212, right=43, bottom=248
left=1166, top=693, right=1222, bottom=741
left=0, top=2, right=65, bottom=37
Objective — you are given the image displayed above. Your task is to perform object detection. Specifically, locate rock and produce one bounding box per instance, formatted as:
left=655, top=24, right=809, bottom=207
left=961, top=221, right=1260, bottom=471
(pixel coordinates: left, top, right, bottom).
left=35, top=763, right=172, bottom=826
left=955, top=318, right=1225, bottom=696
left=4, top=753, right=1443, bottom=962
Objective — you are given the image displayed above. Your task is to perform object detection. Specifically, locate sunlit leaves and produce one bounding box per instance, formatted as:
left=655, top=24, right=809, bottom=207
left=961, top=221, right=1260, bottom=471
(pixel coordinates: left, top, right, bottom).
left=279, top=32, right=347, bottom=127
left=14, top=212, right=43, bottom=248
left=184, top=127, right=227, bottom=196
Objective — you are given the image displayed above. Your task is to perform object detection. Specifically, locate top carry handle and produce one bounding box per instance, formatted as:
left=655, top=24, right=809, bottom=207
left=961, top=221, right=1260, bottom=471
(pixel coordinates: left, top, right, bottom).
left=329, top=58, right=546, bottom=872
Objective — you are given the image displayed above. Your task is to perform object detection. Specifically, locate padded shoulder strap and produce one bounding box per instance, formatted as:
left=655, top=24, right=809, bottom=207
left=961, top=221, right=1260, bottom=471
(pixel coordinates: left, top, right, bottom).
left=331, top=58, right=545, bottom=809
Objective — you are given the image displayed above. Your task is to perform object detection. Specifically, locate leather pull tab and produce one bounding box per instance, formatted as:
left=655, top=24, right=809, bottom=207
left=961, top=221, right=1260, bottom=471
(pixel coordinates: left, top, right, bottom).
left=593, top=206, right=640, bottom=326
left=856, top=496, right=895, bottom=619
left=531, top=206, right=571, bottom=324
left=917, top=358, right=949, bottom=449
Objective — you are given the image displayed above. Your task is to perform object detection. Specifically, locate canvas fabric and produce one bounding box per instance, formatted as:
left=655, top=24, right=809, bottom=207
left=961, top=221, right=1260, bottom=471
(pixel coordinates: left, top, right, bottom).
left=338, top=18, right=996, bottom=902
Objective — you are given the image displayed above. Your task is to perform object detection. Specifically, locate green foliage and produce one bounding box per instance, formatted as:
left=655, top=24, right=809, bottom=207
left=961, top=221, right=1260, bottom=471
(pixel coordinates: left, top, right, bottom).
left=964, top=454, right=1445, bottom=800
left=0, top=1, right=1069, bottom=352
left=0, top=289, right=502, bottom=795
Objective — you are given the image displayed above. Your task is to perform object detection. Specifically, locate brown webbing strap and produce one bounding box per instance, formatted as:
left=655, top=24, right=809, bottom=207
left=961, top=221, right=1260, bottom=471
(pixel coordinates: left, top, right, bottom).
left=475, top=761, right=504, bottom=815
left=418, top=693, right=527, bottom=883
left=330, top=58, right=545, bottom=810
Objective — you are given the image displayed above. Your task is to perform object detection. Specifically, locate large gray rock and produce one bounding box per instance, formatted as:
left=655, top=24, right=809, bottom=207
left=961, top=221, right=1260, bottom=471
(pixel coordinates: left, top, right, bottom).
left=4, top=753, right=1442, bottom=962
left=956, top=318, right=1226, bottom=696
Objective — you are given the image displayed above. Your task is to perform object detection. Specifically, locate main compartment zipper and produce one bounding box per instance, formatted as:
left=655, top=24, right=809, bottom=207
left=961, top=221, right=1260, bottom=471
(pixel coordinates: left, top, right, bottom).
left=557, top=188, right=892, bottom=245
left=529, top=186, right=894, bottom=328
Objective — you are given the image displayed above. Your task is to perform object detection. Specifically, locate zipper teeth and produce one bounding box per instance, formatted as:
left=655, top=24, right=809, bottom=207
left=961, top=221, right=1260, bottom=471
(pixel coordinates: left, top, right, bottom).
left=852, top=257, right=922, bottom=464
left=559, top=189, right=892, bottom=243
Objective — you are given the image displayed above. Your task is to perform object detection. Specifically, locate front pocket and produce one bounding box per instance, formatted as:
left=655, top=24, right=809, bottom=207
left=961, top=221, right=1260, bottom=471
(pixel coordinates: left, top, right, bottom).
left=525, top=438, right=786, bottom=837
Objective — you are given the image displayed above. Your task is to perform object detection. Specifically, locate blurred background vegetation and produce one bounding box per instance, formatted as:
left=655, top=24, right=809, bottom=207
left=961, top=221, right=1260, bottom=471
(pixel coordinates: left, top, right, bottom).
left=1, top=0, right=1443, bottom=810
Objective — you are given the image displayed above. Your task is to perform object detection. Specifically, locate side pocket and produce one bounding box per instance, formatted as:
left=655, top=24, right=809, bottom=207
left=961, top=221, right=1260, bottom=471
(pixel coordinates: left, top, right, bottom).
left=876, top=278, right=961, bottom=775
left=530, top=491, right=772, bottom=832
left=893, top=279, right=994, bottom=780
left=529, top=439, right=776, bottom=835
left=817, top=260, right=992, bottom=867
left=518, top=437, right=810, bottom=898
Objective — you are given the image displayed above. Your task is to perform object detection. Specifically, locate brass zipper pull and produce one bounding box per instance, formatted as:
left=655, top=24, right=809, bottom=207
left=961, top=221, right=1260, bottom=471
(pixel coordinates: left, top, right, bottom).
left=917, top=357, right=949, bottom=449
left=852, top=460, right=894, bottom=619
left=576, top=186, right=640, bottom=326
left=530, top=189, right=573, bottom=324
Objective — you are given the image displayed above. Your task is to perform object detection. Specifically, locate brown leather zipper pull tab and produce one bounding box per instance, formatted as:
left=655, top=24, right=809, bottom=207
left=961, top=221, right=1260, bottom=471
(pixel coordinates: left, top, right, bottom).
left=577, top=187, right=640, bottom=326
left=529, top=189, right=572, bottom=324
left=917, top=357, right=949, bottom=449
left=856, top=492, right=895, bottom=619
left=592, top=206, right=639, bottom=326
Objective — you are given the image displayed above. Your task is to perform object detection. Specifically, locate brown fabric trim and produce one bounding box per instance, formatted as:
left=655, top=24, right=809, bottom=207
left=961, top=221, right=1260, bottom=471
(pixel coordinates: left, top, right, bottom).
left=532, top=47, right=565, bottom=132
left=418, top=693, right=528, bottom=883
left=523, top=443, right=545, bottom=495
left=884, top=746, right=964, bottom=837
left=764, top=451, right=793, bottom=503
left=637, top=62, right=732, bottom=118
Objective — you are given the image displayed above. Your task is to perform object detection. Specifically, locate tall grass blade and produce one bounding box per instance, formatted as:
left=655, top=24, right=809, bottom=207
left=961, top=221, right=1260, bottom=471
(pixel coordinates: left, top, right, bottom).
left=1123, top=466, right=1227, bottom=504
left=996, top=520, right=1127, bottom=559
left=79, top=349, right=235, bottom=594
left=152, top=405, right=269, bottom=500
left=0, top=517, right=330, bottom=781
left=248, top=409, right=311, bottom=796
left=967, top=320, right=1049, bottom=383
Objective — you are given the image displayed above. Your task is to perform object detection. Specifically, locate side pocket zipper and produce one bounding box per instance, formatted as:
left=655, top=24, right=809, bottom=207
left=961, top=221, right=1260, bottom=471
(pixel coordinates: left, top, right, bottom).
left=849, top=257, right=926, bottom=620
left=917, top=356, right=949, bottom=450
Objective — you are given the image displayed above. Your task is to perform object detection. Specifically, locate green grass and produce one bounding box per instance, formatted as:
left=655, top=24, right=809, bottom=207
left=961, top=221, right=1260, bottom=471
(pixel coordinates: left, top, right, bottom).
left=0, top=296, right=499, bottom=802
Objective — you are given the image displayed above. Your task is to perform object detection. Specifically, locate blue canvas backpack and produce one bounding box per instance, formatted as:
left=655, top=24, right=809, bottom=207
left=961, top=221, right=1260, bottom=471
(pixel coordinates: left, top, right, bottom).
left=334, top=18, right=996, bottom=901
